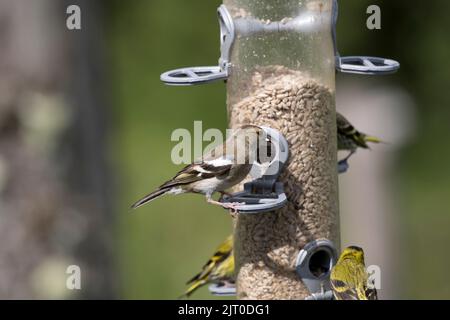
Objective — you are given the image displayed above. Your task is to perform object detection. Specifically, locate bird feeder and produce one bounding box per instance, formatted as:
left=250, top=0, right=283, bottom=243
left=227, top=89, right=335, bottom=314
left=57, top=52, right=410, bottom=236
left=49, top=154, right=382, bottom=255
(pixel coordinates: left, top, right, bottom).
left=224, top=0, right=340, bottom=300
left=160, top=0, right=399, bottom=300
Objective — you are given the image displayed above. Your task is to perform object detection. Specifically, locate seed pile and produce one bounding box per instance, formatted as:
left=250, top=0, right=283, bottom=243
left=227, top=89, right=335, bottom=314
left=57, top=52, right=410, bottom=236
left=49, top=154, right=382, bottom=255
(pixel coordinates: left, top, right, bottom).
left=229, top=66, right=339, bottom=299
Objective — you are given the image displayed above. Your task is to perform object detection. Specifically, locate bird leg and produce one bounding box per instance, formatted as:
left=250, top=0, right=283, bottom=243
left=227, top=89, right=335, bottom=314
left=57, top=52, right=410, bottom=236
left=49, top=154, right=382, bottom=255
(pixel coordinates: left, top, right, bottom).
left=338, top=150, right=356, bottom=174
left=211, top=199, right=244, bottom=211
left=342, top=150, right=356, bottom=162
left=207, top=195, right=243, bottom=213
left=207, top=198, right=227, bottom=207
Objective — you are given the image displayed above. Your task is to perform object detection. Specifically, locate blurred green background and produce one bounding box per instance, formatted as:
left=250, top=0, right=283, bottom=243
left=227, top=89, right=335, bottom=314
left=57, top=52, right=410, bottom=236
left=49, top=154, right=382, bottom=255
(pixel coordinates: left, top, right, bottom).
left=108, top=0, right=230, bottom=299
left=105, top=0, right=450, bottom=299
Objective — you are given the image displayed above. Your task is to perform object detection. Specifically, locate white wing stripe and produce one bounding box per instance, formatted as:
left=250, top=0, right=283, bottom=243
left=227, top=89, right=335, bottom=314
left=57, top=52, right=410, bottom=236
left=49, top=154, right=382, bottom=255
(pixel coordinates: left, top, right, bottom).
left=204, top=157, right=233, bottom=167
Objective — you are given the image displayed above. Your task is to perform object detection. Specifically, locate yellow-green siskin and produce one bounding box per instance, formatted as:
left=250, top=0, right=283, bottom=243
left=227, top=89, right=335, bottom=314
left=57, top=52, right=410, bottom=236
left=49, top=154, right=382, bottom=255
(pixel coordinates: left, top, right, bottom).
left=337, top=112, right=382, bottom=161
left=181, top=235, right=235, bottom=298
left=330, top=246, right=378, bottom=300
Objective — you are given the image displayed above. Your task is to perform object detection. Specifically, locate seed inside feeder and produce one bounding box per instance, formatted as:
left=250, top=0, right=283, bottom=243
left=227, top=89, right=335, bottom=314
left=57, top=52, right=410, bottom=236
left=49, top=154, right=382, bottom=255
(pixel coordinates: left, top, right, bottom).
left=230, top=65, right=339, bottom=300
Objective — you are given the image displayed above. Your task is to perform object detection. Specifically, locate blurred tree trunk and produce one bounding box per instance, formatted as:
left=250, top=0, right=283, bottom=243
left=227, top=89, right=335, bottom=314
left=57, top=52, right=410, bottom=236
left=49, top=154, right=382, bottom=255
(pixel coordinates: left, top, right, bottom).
left=0, top=0, right=116, bottom=299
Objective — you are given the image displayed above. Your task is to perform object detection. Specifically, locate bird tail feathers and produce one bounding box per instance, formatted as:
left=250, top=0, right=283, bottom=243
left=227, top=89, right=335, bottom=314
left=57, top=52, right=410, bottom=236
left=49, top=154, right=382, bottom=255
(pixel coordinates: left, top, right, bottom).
left=179, top=280, right=207, bottom=299
left=364, top=135, right=383, bottom=144
left=131, top=188, right=170, bottom=209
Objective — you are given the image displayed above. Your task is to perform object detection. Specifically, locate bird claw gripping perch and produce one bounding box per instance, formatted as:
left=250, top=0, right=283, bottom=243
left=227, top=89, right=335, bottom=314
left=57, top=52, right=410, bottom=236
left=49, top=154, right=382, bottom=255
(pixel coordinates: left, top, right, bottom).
left=295, top=239, right=338, bottom=300
left=220, top=127, right=289, bottom=214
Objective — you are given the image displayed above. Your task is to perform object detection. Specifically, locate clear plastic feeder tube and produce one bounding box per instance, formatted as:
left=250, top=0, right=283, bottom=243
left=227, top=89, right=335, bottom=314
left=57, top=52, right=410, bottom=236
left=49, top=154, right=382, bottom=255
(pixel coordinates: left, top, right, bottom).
left=225, top=0, right=340, bottom=300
